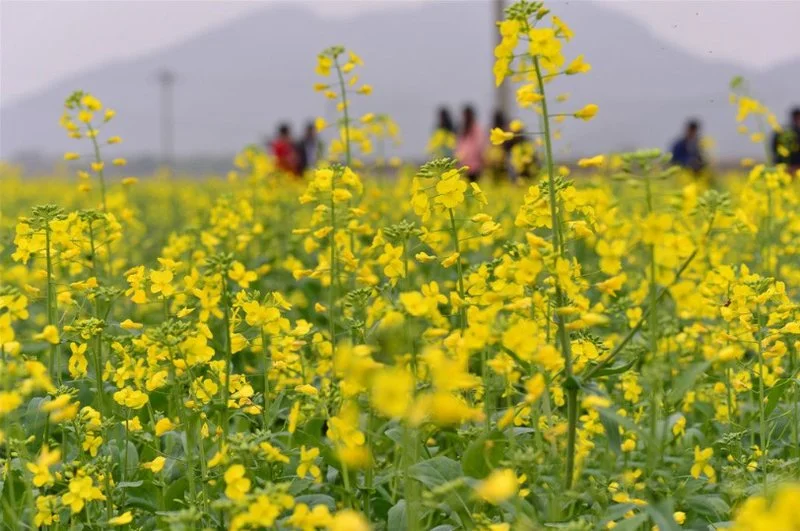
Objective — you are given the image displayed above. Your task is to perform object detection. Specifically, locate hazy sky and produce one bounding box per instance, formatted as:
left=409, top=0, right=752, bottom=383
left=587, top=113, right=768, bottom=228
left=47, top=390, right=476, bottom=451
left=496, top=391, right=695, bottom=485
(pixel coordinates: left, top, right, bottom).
left=2, top=0, right=799, bottom=106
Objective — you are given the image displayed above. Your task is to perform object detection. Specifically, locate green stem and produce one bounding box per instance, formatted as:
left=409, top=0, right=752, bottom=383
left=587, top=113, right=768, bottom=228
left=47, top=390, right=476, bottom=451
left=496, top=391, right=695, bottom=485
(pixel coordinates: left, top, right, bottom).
left=88, top=221, right=99, bottom=279
left=482, top=349, right=491, bottom=435
left=402, top=425, right=419, bottom=531
left=87, top=125, right=108, bottom=213
left=197, top=419, right=210, bottom=519
left=402, top=237, right=417, bottom=375
left=565, top=385, right=578, bottom=489
left=93, top=334, right=108, bottom=417
left=448, top=209, right=467, bottom=331
left=792, top=346, right=800, bottom=465
left=44, top=224, right=61, bottom=384
left=764, top=189, right=773, bottom=276
left=123, top=408, right=130, bottom=482
left=221, top=278, right=233, bottom=440
left=725, top=367, right=734, bottom=425
left=261, top=330, right=271, bottom=428
left=4, top=425, right=18, bottom=529
left=87, top=124, right=115, bottom=280
left=341, top=460, right=353, bottom=508
left=183, top=411, right=198, bottom=502
left=329, top=184, right=338, bottom=368
left=533, top=55, right=576, bottom=490
left=585, top=249, right=698, bottom=380
left=645, top=177, right=661, bottom=473
left=363, top=410, right=374, bottom=517
left=334, top=60, right=352, bottom=167
left=103, top=463, right=114, bottom=520
left=756, top=311, right=768, bottom=494
left=333, top=56, right=358, bottom=296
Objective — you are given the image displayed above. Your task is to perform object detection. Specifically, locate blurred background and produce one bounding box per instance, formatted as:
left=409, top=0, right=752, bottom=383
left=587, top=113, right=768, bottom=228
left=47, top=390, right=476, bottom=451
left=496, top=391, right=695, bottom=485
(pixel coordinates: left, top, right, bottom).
left=1, top=0, right=799, bottom=174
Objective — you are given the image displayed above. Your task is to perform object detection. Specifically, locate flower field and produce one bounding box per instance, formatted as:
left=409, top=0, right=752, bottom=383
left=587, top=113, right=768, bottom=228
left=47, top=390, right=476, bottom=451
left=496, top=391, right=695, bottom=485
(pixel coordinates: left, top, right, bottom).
left=2, top=2, right=800, bottom=530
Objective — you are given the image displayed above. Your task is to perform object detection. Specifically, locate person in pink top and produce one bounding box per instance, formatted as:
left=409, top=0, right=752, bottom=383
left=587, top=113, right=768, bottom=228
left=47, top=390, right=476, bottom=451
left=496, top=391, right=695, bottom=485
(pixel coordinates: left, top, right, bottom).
left=456, top=105, right=486, bottom=182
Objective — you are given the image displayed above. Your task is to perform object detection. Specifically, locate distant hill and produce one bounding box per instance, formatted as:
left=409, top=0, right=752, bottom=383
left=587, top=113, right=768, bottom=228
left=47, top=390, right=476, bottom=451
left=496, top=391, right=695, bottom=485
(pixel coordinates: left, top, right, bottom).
left=1, top=0, right=797, bottom=165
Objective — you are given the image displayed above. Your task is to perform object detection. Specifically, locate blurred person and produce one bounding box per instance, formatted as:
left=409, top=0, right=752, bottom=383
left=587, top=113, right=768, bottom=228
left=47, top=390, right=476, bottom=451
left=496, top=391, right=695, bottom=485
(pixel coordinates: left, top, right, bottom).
left=456, top=105, right=486, bottom=182
left=428, top=106, right=456, bottom=158
left=438, top=106, right=456, bottom=134
left=670, top=119, right=706, bottom=174
left=270, top=122, right=298, bottom=175
left=772, top=107, right=800, bottom=173
left=486, top=109, right=517, bottom=182
left=296, top=121, right=323, bottom=175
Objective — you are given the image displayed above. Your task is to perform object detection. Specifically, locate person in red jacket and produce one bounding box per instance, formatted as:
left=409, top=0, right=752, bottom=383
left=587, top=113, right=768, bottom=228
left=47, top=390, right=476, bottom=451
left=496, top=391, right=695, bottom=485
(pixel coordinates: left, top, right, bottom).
left=270, top=123, right=299, bottom=175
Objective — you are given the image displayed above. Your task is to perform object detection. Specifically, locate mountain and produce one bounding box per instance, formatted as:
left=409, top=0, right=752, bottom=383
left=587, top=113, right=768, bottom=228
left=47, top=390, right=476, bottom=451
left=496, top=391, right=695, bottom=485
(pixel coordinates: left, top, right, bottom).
left=1, top=1, right=797, bottom=165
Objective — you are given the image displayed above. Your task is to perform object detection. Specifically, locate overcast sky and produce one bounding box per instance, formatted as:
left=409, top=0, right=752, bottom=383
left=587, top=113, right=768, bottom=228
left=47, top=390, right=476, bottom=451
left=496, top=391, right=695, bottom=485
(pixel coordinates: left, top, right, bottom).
left=2, top=0, right=799, bottom=106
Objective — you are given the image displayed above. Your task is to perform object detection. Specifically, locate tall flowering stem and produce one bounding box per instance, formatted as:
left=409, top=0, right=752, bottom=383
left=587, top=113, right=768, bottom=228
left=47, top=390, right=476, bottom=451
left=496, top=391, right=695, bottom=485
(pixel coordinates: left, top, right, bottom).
left=299, top=165, right=365, bottom=369
left=61, top=91, right=121, bottom=213
left=329, top=170, right=339, bottom=361
left=315, top=46, right=368, bottom=167
left=86, top=124, right=109, bottom=214
left=221, top=273, right=234, bottom=439
left=315, top=46, right=370, bottom=299
left=448, top=208, right=467, bottom=331
left=45, top=222, right=58, bottom=380
left=208, top=253, right=235, bottom=439
left=755, top=313, right=768, bottom=493
left=626, top=150, right=676, bottom=474
left=333, top=59, right=352, bottom=167
left=532, top=56, right=577, bottom=489
left=32, top=205, right=65, bottom=384
left=728, top=79, right=787, bottom=279
left=495, top=1, right=599, bottom=490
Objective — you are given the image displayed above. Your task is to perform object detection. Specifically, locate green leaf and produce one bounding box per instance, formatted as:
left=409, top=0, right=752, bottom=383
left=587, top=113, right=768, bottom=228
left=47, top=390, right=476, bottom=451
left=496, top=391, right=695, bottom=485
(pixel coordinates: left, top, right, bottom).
left=667, top=361, right=711, bottom=405
left=295, top=494, right=336, bottom=510
left=409, top=456, right=474, bottom=526
left=765, top=378, right=793, bottom=418
left=117, top=480, right=144, bottom=489
left=591, top=356, right=637, bottom=378
left=685, top=494, right=730, bottom=519
left=603, top=503, right=637, bottom=521
left=291, top=417, right=328, bottom=448
left=1, top=468, right=28, bottom=526
left=164, top=477, right=189, bottom=510
left=123, top=441, right=140, bottom=477
left=409, top=456, right=462, bottom=488
left=461, top=431, right=506, bottom=478
left=644, top=500, right=680, bottom=531
left=266, top=391, right=286, bottom=427
left=501, top=346, right=532, bottom=372
left=106, top=439, right=139, bottom=479
left=387, top=500, right=407, bottom=531
left=288, top=478, right=314, bottom=495
left=598, top=407, right=642, bottom=437
left=599, top=412, right=622, bottom=455
left=384, top=426, right=403, bottom=445
left=122, top=482, right=160, bottom=513
left=21, top=396, right=47, bottom=435
left=608, top=513, right=647, bottom=531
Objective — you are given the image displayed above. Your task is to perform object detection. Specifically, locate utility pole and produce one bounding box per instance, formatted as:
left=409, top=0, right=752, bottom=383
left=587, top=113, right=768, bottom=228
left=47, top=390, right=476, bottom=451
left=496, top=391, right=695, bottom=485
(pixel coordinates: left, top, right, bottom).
left=158, top=69, right=175, bottom=172
left=493, top=0, right=510, bottom=118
